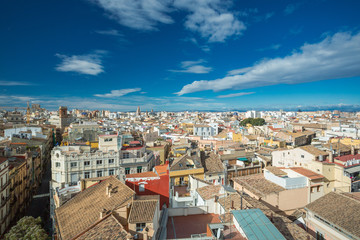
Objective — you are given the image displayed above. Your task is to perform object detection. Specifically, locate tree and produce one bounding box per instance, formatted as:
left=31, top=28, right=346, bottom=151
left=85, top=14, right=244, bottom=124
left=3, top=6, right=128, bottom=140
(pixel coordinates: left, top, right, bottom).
left=240, top=118, right=266, bottom=126
left=5, top=216, right=48, bottom=240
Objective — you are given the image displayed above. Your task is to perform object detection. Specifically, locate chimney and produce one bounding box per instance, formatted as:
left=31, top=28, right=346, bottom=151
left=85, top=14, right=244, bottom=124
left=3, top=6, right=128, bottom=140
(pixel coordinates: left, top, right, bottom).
left=329, top=151, right=334, bottom=163
left=100, top=208, right=107, bottom=219
left=351, top=145, right=355, bottom=155
left=106, top=183, right=113, bottom=197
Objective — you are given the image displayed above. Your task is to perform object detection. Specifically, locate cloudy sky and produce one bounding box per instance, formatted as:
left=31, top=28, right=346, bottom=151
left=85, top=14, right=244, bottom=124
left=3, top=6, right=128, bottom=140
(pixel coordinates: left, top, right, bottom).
left=1, top=0, right=360, bottom=111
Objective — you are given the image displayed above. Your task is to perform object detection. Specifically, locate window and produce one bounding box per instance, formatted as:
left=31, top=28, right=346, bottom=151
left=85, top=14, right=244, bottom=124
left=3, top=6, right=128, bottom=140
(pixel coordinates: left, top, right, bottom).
left=311, top=187, right=314, bottom=193
left=84, top=172, right=90, bottom=179
left=136, top=223, right=146, bottom=232
left=139, top=183, right=145, bottom=192
left=125, top=168, right=130, bottom=175
left=56, top=162, right=60, bottom=167
left=137, top=166, right=142, bottom=173
left=70, top=162, right=77, bottom=168
left=123, top=152, right=130, bottom=159
left=84, top=161, right=90, bottom=166
left=137, top=151, right=140, bottom=158
left=317, top=186, right=321, bottom=192
left=301, top=155, right=305, bottom=158
left=96, top=160, right=103, bottom=165
left=97, top=171, right=103, bottom=177
left=108, top=159, right=114, bottom=164
left=109, top=169, right=114, bottom=176
left=179, top=177, right=184, bottom=185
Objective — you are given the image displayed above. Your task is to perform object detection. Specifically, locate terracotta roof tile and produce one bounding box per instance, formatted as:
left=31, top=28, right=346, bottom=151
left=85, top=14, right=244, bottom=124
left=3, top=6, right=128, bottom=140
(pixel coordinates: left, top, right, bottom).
left=197, top=185, right=222, bottom=200
left=305, top=192, right=360, bottom=238
left=76, top=214, right=129, bottom=240
left=55, top=176, right=135, bottom=240
left=300, top=145, right=328, bottom=157
left=289, top=167, right=324, bottom=180
left=128, top=200, right=158, bottom=223
left=232, top=174, right=285, bottom=197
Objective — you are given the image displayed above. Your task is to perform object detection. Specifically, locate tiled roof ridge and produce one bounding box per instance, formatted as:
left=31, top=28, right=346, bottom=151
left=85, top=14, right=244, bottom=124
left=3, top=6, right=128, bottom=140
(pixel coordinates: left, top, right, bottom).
left=340, top=191, right=360, bottom=203
left=72, top=212, right=123, bottom=240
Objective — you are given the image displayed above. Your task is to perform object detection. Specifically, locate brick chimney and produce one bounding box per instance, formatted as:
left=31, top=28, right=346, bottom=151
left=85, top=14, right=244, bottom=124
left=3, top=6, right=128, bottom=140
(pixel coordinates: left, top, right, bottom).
left=351, top=145, right=355, bottom=155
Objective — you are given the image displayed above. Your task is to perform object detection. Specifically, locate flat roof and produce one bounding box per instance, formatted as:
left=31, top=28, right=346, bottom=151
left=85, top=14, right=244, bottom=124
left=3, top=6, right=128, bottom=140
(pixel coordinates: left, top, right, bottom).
left=232, top=209, right=286, bottom=240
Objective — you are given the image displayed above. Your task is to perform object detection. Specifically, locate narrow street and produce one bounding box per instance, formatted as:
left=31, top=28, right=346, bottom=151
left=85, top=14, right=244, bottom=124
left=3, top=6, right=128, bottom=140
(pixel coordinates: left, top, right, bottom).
left=26, top=160, right=52, bottom=232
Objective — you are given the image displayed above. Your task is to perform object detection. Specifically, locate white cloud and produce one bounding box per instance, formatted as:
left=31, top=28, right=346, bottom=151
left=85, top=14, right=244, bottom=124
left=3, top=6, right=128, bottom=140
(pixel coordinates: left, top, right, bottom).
left=55, top=51, right=105, bottom=75
left=227, top=67, right=253, bottom=76
left=0, top=81, right=33, bottom=86
left=257, top=44, right=281, bottom=51
left=91, top=0, right=174, bottom=30
left=176, top=32, right=360, bottom=95
left=95, top=29, right=123, bottom=36
left=91, top=0, right=244, bottom=42
left=284, top=3, right=303, bottom=15
left=94, top=88, right=142, bottom=98
left=173, top=0, right=246, bottom=42
left=217, top=92, right=255, bottom=98
left=169, top=59, right=212, bottom=74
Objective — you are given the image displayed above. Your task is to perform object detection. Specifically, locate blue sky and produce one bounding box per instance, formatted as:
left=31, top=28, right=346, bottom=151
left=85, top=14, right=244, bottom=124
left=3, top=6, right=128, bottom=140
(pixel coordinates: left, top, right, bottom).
left=1, top=0, right=360, bottom=111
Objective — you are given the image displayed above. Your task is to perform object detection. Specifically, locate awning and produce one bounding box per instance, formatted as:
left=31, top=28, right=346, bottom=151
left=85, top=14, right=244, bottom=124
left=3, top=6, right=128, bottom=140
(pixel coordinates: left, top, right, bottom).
left=345, top=165, right=360, bottom=174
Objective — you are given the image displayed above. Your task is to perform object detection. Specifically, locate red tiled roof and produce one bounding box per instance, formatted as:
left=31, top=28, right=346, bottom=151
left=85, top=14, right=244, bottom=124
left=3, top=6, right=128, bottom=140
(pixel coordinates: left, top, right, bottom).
left=289, top=167, right=324, bottom=180
left=10, top=142, right=28, bottom=145
left=335, top=154, right=360, bottom=162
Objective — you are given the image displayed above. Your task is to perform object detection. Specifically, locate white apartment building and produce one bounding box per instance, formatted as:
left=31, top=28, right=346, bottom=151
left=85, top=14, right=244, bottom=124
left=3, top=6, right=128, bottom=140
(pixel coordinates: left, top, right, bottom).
left=245, top=110, right=260, bottom=118
left=193, top=123, right=218, bottom=138
left=0, top=158, right=10, bottom=236
left=51, top=135, right=156, bottom=190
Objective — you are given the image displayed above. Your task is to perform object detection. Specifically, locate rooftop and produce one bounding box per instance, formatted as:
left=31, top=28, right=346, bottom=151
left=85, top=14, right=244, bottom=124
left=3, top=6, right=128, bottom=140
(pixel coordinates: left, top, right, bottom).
left=128, top=199, right=158, bottom=223
left=305, top=192, right=360, bottom=238
left=232, top=174, right=285, bottom=197
left=300, top=145, right=328, bottom=157
left=232, top=209, right=286, bottom=240
left=197, top=184, right=222, bottom=200
left=166, top=214, right=220, bottom=239
left=55, top=176, right=135, bottom=240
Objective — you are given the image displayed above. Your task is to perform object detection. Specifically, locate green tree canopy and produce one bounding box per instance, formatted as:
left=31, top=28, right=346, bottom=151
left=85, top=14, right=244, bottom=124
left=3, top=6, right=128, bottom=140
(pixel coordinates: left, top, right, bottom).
left=240, top=118, right=266, bottom=126
left=5, top=216, right=48, bottom=240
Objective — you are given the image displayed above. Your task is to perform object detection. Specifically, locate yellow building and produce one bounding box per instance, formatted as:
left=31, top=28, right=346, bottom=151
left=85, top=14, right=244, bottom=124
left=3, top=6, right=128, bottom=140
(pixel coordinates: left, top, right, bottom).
left=147, top=142, right=170, bottom=165
left=263, top=138, right=286, bottom=148
left=170, top=155, right=204, bottom=186
left=329, top=137, right=360, bottom=148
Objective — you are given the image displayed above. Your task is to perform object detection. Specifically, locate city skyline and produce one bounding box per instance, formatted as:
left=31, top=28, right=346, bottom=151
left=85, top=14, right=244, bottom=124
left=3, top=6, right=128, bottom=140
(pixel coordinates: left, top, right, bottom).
left=1, top=0, right=360, bottom=111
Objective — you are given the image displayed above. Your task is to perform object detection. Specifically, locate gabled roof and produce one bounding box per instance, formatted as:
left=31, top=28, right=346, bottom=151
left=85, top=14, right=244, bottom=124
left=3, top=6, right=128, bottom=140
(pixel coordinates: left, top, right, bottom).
left=128, top=199, right=158, bottom=223
left=170, top=155, right=202, bottom=171
left=55, top=176, right=135, bottom=240
left=299, top=145, right=328, bottom=157
left=232, top=174, right=285, bottom=197
left=203, top=152, right=224, bottom=173
left=75, top=213, right=129, bottom=240
left=197, top=185, right=222, bottom=200
left=305, top=192, right=360, bottom=238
